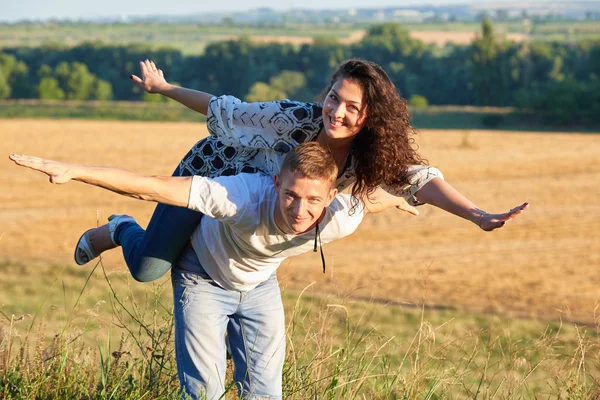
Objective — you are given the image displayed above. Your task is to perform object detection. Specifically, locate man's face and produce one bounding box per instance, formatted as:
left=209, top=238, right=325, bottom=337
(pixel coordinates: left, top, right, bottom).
left=274, top=172, right=337, bottom=235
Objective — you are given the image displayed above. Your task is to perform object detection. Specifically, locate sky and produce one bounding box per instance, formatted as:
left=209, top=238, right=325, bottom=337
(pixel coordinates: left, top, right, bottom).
left=1, top=0, right=580, bottom=23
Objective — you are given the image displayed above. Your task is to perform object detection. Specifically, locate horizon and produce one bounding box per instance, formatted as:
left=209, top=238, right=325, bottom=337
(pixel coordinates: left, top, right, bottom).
left=3, top=0, right=598, bottom=23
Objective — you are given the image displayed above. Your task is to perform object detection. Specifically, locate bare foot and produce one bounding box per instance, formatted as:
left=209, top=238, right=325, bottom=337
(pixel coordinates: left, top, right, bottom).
left=76, top=224, right=118, bottom=263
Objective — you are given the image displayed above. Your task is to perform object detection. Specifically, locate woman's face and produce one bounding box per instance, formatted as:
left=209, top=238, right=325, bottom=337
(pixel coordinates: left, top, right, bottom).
left=322, top=77, right=368, bottom=141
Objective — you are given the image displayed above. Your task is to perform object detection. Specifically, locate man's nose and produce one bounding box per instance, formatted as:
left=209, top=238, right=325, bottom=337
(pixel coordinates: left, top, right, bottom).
left=292, top=199, right=307, bottom=216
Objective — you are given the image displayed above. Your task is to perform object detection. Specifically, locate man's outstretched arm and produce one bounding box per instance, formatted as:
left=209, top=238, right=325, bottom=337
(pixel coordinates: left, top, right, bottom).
left=9, top=154, right=192, bottom=208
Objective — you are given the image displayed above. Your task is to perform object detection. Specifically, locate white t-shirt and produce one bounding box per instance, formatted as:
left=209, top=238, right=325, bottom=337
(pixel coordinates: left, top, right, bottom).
left=186, top=173, right=364, bottom=292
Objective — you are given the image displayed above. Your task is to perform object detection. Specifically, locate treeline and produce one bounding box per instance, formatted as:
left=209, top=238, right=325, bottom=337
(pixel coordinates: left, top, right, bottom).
left=1, top=19, right=599, bottom=125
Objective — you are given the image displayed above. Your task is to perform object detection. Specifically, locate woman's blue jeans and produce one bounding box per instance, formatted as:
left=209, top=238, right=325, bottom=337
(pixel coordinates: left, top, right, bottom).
left=114, top=203, right=202, bottom=282
left=172, top=247, right=286, bottom=400
left=112, top=160, right=202, bottom=282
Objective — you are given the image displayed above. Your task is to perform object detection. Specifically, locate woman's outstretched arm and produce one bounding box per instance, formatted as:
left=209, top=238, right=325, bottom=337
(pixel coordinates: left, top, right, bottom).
left=9, top=154, right=192, bottom=208
left=414, top=177, right=529, bottom=231
left=130, top=59, right=213, bottom=115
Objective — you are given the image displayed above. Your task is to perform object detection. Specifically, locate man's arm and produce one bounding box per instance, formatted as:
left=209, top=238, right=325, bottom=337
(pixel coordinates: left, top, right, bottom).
left=9, top=154, right=192, bottom=207
left=130, top=59, right=212, bottom=115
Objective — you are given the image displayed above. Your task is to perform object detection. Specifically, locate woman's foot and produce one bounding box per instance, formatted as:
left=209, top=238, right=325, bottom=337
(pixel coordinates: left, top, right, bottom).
left=74, top=214, right=136, bottom=265
left=74, top=225, right=115, bottom=265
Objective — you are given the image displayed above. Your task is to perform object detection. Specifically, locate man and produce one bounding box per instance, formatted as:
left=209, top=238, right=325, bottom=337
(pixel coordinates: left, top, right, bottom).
left=10, top=142, right=407, bottom=400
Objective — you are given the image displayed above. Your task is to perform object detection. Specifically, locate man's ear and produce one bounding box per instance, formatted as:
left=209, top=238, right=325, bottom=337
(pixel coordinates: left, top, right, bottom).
left=274, top=174, right=280, bottom=193
left=326, top=188, right=338, bottom=206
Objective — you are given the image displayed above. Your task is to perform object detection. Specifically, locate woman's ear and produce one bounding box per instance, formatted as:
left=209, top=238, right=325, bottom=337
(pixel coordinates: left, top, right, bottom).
left=274, top=174, right=280, bottom=193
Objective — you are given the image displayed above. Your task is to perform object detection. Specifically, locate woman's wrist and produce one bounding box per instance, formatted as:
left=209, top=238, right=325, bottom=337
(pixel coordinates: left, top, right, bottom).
left=473, top=210, right=488, bottom=229
left=157, top=83, right=176, bottom=96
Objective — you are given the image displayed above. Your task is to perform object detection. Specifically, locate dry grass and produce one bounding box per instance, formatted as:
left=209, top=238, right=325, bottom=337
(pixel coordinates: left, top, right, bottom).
left=1, top=119, right=599, bottom=325
left=216, top=30, right=528, bottom=46
left=410, top=31, right=528, bottom=45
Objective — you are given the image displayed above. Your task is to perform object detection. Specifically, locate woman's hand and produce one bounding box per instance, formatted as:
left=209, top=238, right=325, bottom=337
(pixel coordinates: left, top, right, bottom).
left=477, top=202, right=529, bottom=231
left=9, top=154, right=74, bottom=184
left=130, top=59, right=169, bottom=94
left=395, top=198, right=419, bottom=216
left=363, top=188, right=419, bottom=215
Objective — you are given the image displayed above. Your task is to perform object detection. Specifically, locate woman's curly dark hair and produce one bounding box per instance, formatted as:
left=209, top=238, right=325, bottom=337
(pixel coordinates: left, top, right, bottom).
left=321, top=59, right=426, bottom=201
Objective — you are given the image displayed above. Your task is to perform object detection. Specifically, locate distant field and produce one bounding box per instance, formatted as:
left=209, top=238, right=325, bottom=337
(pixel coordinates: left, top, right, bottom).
left=1, top=21, right=598, bottom=53
left=1, top=119, right=599, bottom=325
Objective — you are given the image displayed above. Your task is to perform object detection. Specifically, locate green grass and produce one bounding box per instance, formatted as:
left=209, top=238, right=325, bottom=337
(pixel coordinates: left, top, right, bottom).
left=1, top=259, right=599, bottom=398
left=0, top=100, right=207, bottom=122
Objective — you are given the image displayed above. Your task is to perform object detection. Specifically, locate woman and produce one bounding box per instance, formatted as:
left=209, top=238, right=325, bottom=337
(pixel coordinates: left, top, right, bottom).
left=76, top=59, right=528, bottom=281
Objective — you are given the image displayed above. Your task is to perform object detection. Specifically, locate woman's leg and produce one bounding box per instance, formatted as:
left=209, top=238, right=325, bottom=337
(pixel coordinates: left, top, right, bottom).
left=109, top=154, right=204, bottom=282
left=114, top=203, right=202, bottom=282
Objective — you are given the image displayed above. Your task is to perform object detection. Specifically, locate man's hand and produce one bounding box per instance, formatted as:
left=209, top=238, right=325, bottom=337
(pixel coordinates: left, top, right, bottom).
left=9, top=154, right=74, bottom=184
left=130, top=59, right=169, bottom=94
left=477, top=202, right=529, bottom=231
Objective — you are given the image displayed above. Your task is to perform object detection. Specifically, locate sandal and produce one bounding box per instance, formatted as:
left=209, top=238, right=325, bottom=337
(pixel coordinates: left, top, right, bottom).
left=73, top=214, right=137, bottom=266
left=74, top=228, right=100, bottom=265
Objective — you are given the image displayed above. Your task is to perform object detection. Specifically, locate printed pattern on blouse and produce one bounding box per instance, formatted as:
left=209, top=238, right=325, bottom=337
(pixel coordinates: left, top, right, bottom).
left=175, top=95, right=443, bottom=205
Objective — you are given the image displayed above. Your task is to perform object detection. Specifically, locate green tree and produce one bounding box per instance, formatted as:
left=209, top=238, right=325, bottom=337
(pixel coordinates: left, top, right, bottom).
left=54, top=61, right=71, bottom=93
left=0, top=71, right=10, bottom=99
left=269, top=71, right=311, bottom=101
left=92, top=79, right=113, bottom=101
left=65, top=62, right=96, bottom=100
left=38, top=77, right=65, bottom=100
left=7, top=61, right=32, bottom=98
left=245, top=82, right=286, bottom=102
left=408, top=94, right=428, bottom=108
left=37, top=64, right=53, bottom=79
left=0, top=53, right=16, bottom=99
left=470, top=17, right=515, bottom=106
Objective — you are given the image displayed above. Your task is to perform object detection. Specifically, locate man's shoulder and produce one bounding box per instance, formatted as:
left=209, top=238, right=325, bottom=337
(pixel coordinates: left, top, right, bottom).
left=227, top=173, right=275, bottom=203
left=234, top=172, right=273, bottom=186
left=330, top=194, right=362, bottom=214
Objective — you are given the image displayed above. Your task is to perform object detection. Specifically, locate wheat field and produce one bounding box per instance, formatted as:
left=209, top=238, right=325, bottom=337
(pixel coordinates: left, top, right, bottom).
left=1, top=119, right=599, bottom=324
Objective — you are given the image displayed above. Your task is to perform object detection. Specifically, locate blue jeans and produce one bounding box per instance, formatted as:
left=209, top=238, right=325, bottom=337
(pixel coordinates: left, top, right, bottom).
left=114, top=203, right=202, bottom=282
left=172, top=247, right=286, bottom=400
left=112, top=161, right=202, bottom=282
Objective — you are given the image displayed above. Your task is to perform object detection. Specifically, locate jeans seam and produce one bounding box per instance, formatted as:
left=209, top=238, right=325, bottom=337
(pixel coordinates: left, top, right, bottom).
left=239, top=317, right=254, bottom=397
left=173, top=285, right=188, bottom=395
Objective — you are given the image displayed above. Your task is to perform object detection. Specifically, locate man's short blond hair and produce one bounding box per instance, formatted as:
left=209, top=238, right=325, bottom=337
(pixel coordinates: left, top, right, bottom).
left=280, top=142, right=338, bottom=189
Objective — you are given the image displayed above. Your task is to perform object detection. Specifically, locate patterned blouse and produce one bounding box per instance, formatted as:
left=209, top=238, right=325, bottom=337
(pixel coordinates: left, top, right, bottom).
left=176, top=95, right=443, bottom=206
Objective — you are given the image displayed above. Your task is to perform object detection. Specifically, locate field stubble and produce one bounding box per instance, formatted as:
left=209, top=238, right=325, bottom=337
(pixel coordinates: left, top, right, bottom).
left=1, top=119, right=599, bottom=325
